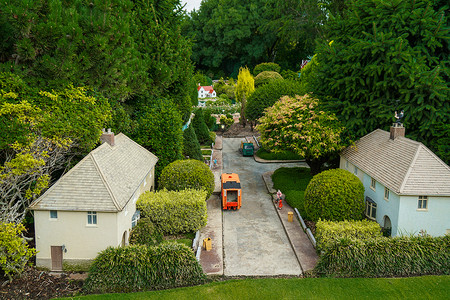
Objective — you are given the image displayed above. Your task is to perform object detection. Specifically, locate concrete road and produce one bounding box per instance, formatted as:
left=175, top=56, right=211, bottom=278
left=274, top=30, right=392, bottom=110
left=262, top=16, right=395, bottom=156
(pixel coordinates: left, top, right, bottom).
left=222, top=138, right=307, bottom=276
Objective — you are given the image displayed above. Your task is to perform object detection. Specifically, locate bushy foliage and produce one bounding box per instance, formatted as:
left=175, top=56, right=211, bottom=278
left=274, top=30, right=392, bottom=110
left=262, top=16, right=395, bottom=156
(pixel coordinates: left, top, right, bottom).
left=137, top=189, right=208, bottom=235
left=235, top=66, right=255, bottom=125
left=304, top=169, right=364, bottom=221
left=159, top=159, right=215, bottom=199
left=280, top=69, right=299, bottom=81
left=0, top=222, right=36, bottom=281
left=257, top=95, right=347, bottom=174
left=192, top=109, right=212, bottom=144
left=220, top=114, right=234, bottom=129
left=83, top=242, right=206, bottom=293
left=245, top=79, right=304, bottom=122
left=315, top=219, right=382, bottom=251
left=254, top=71, right=283, bottom=87
left=129, top=218, right=163, bottom=247
left=182, top=125, right=203, bottom=161
left=253, top=62, right=281, bottom=75
left=314, top=235, right=450, bottom=277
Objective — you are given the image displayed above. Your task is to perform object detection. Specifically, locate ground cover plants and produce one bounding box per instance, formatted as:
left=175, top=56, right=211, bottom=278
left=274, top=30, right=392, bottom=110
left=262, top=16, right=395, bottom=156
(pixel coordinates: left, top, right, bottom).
left=256, top=148, right=303, bottom=161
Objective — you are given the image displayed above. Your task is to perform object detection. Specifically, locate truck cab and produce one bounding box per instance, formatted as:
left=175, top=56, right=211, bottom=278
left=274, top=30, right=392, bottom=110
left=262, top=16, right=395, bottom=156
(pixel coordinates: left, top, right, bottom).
left=221, top=173, right=242, bottom=210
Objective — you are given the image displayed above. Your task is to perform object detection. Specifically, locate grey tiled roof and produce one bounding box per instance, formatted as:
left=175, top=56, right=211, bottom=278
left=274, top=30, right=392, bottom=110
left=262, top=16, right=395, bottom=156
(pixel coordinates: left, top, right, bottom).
left=30, top=133, right=158, bottom=211
left=341, top=129, right=450, bottom=196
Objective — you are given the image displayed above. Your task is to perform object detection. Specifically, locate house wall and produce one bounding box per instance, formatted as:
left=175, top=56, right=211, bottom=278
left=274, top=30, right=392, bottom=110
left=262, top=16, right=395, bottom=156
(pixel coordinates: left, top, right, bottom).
left=397, top=195, right=450, bottom=237
left=34, top=210, right=118, bottom=270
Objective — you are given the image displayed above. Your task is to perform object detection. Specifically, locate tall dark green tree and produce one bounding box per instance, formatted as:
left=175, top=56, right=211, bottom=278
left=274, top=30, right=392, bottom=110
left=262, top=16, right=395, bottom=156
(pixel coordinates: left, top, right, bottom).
left=304, top=0, right=449, bottom=163
left=182, top=125, right=203, bottom=161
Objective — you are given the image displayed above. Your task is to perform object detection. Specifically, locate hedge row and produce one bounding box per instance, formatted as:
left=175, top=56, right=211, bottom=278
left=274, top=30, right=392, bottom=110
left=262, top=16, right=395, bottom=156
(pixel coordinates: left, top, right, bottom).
left=83, top=242, right=206, bottom=293
left=137, top=189, right=207, bottom=235
left=315, top=219, right=382, bottom=251
left=314, top=235, right=450, bottom=277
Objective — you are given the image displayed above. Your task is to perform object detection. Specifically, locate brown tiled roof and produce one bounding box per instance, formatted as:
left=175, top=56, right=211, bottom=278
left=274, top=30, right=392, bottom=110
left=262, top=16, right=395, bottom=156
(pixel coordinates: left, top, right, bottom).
left=341, top=129, right=450, bottom=196
left=30, top=133, right=158, bottom=212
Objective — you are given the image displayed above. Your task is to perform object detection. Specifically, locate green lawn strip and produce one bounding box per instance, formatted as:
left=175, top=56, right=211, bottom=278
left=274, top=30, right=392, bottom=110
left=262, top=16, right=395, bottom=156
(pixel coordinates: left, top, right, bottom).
left=69, top=276, right=450, bottom=299
left=272, top=167, right=312, bottom=218
left=256, top=148, right=303, bottom=160
left=161, top=232, right=195, bottom=248
left=201, top=149, right=212, bottom=155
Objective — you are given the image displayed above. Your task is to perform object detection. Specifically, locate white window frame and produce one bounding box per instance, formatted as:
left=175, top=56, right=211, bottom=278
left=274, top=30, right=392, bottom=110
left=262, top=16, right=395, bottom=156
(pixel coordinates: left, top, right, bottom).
left=50, top=210, right=58, bottom=220
left=345, top=161, right=349, bottom=169
left=354, top=166, right=358, bottom=175
left=370, top=178, right=376, bottom=191
left=384, top=187, right=389, bottom=201
left=87, top=211, right=97, bottom=225
left=131, top=210, right=140, bottom=228
left=365, top=198, right=377, bottom=220
left=417, top=196, right=428, bottom=211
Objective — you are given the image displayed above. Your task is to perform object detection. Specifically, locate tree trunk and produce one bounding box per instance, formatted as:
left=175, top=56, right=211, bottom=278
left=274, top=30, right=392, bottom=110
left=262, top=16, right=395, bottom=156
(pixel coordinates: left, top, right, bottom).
left=306, top=157, right=323, bottom=175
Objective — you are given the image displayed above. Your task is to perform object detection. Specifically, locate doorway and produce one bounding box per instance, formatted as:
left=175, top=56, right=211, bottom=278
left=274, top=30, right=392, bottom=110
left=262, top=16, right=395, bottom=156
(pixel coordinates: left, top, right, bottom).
left=383, top=215, right=392, bottom=237
left=51, top=246, right=63, bottom=271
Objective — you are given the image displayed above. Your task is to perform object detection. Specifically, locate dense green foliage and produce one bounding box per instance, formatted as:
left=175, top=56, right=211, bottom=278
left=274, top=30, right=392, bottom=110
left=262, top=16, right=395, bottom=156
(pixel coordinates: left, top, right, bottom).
left=76, top=276, right=450, bottom=299
left=158, top=159, right=214, bottom=199
left=0, top=222, right=36, bottom=281
left=256, top=148, right=303, bottom=161
left=257, top=95, right=347, bottom=174
left=137, top=189, right=208, bottom=235
left=272, top=167, right=313, bottom=219
left=132, top=101, right=183, bottom=180
left=304, top=169, right=364, bottom=221
left=254, top=71, right=283, bottom=87
left=129, top=218, right=163, bottom=247
left=235, top=67, right=254, bottom=125
left=245, top=79, right=304, bottom=122
left=182, top=125, right=203, bottom=161
left=191, top=109, right=211, bottom=145
left=253, top=62, right=281, bottom=75
left=315, top=219, right=382, bottom=251
left=303, top=0, right=450, bottom=163
left=83, top=243, right=206, bottom=293
left=315, top=235, right=450, bottom=277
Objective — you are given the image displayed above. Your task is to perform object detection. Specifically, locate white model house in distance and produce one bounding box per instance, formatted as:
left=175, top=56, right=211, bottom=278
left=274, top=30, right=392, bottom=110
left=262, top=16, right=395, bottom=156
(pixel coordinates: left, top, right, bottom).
left=197, top=84, right=216, bottom=99
left=30, top=130, right=158, bottom=271
left=340, top=123, right=450, bottom=237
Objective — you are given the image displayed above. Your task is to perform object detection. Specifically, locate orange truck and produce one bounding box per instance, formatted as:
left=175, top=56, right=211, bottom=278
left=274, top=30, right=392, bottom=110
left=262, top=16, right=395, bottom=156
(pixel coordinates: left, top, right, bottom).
left=221, top=173, right=242, bottom=210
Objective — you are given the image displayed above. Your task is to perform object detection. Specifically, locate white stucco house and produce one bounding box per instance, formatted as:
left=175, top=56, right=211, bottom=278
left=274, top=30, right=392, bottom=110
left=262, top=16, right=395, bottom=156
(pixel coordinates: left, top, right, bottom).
left=197, top=84, right=216, bottom=99
left=29, top=130, right=158, bottom=270
left=340, top=124, right=450, bottom=237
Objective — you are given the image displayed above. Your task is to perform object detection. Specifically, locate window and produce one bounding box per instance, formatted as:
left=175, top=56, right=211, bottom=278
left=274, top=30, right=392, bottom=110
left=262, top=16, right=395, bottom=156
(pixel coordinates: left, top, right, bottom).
left=384, top=187, right=390, bottom=201
left=87, top=211, right=97, bottom=225
left=345, top=161, right=349, bottom=169
left=418, top=196, right=428, bottom=210
left=50, top=210, right=58, bottom=219
left=365, top=197, right=377, bottom=220
left=370, top=178, right=376, bottom=190
left=132, top=210, right=140, bottom=228
left=354, top=166, right=358, bottom=175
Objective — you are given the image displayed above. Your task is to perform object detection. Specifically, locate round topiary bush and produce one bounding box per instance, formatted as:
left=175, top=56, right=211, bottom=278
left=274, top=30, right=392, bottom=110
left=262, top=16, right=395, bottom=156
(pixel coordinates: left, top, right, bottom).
left=129, top=218, right=163, bottom=246
left=304, top=169, right=364, bottom=221
left=254, top=71, right=283, bottom=87
left=253, top=62, right=281, bottom=76
left=158, top=159, right=215, bottom=199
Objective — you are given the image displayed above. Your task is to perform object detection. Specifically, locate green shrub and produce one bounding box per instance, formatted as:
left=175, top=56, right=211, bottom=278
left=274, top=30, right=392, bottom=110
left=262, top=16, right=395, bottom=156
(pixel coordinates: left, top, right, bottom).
left=256, top=148, right=303, bottom=160
left=245, top=79, right=304, bottom=122
left=129, top=218, right=163, bottom=246
left=280, top=69, right=299, bottom=80
left=183, top=125, right=203, bottom=161
left=83, top=242, right=206, bottom=293
left=209, top=131, right=216, bottom=144
left=158, top=159, right=215, bottom=199
left=304, top=169, right=364, bottom=221
left=253, top=62, right=281, bottom=76
left=137, top=189, right=208, bottom=235
left=220, top=114, right=234, bottom=129
left=0, top=222, right=36, bottom=281
left=192, top=108, right=211, bottom=144
left=314, top=235, right=450, bottom=277
left=254, top=71, right=283, bottom=87
left=315, top=219, right=382, bottom=251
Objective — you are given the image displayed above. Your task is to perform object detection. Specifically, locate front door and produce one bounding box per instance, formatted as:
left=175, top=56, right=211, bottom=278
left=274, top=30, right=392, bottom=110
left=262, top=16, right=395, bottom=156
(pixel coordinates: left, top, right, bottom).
left=51, top=246, right=63, bottom=271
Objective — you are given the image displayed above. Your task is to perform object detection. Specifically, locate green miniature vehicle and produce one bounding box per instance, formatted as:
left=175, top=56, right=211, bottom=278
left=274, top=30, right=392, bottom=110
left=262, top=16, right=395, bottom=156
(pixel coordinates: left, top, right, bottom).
left=239, top=141, right=254, bottom=156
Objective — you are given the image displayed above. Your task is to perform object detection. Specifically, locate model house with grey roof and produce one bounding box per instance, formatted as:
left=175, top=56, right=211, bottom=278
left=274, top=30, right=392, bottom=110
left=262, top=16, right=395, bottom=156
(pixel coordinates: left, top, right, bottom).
left=340, top=124, right=450, bottom=237
left=30, top=130, right=158, bottom=271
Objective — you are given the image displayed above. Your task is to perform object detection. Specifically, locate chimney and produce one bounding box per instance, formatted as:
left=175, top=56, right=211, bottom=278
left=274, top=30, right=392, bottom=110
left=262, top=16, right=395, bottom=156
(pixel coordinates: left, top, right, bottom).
left=100, top=128, right=115, bottom=146
left=390, top=123, right=405, bottom=140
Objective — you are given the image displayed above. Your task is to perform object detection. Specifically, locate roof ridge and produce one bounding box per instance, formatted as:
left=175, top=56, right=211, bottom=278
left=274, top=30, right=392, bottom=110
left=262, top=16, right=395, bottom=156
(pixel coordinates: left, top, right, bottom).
left=90, top=152, right=121, bottom=211
left=399, top=142, right=421, bottom=194
left=116, top=133, right=159, bottom=162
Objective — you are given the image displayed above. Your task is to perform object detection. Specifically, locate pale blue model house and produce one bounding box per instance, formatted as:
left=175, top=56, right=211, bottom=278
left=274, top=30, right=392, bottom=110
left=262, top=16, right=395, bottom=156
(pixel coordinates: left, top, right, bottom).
left=340, top=124, right=450, bottom=237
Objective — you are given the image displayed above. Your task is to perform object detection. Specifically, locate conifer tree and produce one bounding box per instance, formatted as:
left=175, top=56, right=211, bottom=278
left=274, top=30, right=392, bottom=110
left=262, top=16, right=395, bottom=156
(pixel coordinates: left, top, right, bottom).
left=235, top=67, right=255, bottom=126
left=182, top=125, right=203, bottom=161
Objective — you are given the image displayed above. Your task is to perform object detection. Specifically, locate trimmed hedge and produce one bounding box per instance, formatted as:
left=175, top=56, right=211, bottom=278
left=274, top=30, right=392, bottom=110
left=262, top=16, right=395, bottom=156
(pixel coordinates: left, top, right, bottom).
left=183, top=125, right=203, bottom=161
left=304, top=169, right=364, bottom=221
left=158, top=159, right=215, bottom=200
left=314, top=235, right=450, bottom=278
left=315, top=219, right=382, bottom=251
left=254, top=71, right=283, bottom=87
left=137, top=189, right=207, bottom=235
left=83, top=242, right=206, bottom=293
left=253, top=62, right=281, bottom=75
left=129, top=218, right=163, bottom=246
left=192, top=109, right=211, bottom=144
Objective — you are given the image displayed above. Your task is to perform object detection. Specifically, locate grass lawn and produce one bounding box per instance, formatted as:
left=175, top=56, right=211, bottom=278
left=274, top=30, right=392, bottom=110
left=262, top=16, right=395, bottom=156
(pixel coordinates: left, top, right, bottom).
left=256, top=148, right=303, bottom=160
left=272, top=167, right=312, bottom=219
left=70, top=276, right=450, bottom=299
left=201, top=149, right=212, bottom=155
left=162, top=232, right=195, bottom=248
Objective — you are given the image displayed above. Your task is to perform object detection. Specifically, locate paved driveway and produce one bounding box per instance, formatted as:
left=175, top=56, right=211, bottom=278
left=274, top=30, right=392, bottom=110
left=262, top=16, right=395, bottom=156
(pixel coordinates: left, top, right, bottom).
left=222, top=138, right=307, bottom=276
